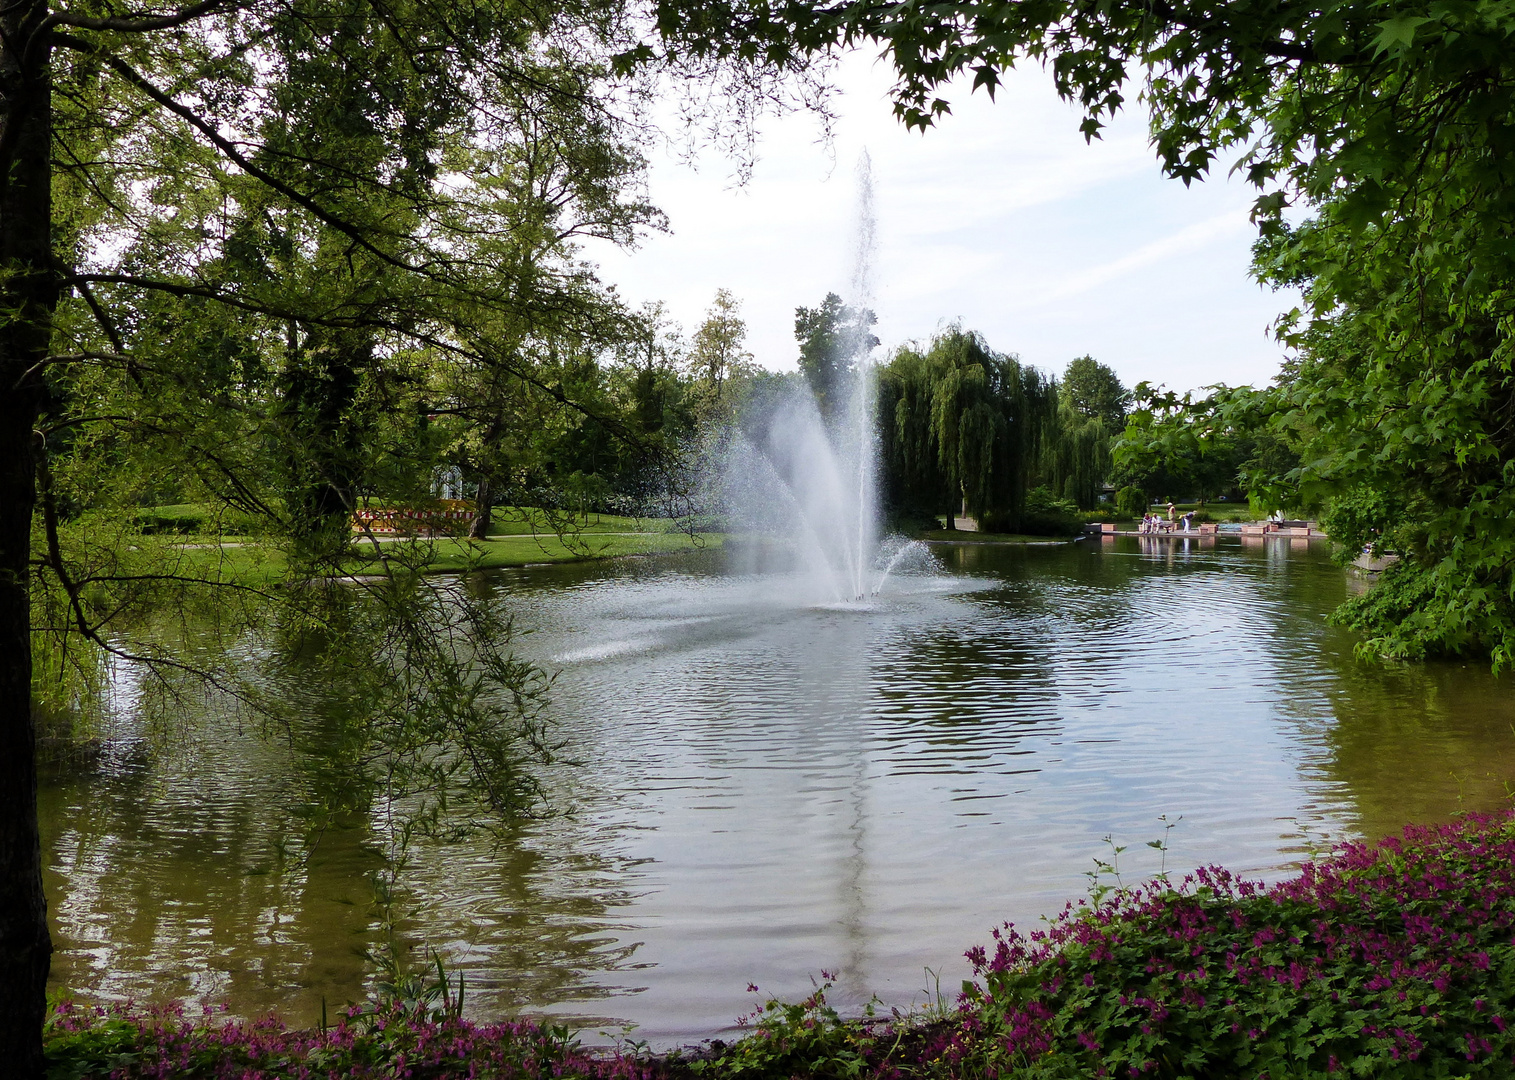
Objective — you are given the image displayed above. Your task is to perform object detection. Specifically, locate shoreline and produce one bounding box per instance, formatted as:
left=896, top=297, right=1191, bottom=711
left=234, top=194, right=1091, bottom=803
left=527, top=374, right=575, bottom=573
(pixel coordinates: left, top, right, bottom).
left=46, top=811, right=1515, bottom=1079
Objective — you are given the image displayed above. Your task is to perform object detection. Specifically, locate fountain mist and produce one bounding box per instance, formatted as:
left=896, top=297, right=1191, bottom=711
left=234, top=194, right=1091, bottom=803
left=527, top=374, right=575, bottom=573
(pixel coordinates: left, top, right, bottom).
left=723, top=152, right=930, bottom=603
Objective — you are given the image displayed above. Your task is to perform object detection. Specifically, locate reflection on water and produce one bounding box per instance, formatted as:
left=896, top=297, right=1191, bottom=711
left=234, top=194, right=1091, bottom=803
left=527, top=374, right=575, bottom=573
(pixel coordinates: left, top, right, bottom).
left=41, top=536, right=1515, bottom=1044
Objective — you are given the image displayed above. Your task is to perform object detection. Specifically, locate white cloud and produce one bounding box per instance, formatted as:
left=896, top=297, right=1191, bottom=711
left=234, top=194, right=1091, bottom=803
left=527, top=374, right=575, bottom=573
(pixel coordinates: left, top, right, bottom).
left=587, top=53, right=1297, bottom=393
left=1024, top=210, right=1254, bottom=307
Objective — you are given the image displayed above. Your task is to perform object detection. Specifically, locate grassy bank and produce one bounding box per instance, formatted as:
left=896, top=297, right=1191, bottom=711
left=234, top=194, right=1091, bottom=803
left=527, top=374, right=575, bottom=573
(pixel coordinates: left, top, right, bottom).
left=46, top=811, right=1515, bottom=1078
left=370, top=531, right=723, bottom=574
left=141, top=507, right=721, bottom=587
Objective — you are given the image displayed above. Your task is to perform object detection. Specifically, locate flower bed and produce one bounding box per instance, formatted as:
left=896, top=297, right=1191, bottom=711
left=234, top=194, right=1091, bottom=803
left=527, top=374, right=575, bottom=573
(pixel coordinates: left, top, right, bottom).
left=937, top=810, right=1515, bottom=1078
left=46, top=811, right=1515, bottom=1078
left=45, top=1000, right=652, bottom=1080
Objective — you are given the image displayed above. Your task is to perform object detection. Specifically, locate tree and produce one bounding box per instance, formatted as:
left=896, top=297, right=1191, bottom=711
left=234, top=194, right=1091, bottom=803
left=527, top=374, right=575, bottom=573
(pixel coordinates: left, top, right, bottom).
left=1040, top=356, right=1128, bottom=509
left=688, top=288, right=755, bottom=415
left=649, top=0, right=1515, bottom=668
left=2, top=3, right=663, bottom=1073
left=430, top=82, right=661, bottom=539
left=1113, top=382, right=1305, bottom=508
left=1060, top=356, right=1129, bottom=430
left=1115, top=385, right=1249, bottom=505
left=879, top=327, right=1055, bottom=530
left=1041, top=413, right=1112, bottom=511
left=794, top=291, right=877, bottom=420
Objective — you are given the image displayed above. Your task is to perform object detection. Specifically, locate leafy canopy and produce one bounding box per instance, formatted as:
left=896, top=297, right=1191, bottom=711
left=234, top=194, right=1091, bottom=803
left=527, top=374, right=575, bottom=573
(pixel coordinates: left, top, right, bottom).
left=644, top=0, right=1515, bottom=667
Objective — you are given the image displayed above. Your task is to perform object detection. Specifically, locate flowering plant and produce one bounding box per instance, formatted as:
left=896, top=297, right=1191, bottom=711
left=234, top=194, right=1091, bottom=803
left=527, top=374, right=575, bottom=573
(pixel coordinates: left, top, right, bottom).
left=46, top=812, right=1515, bottom=1078
left=948, top=811, right=1515, bottom=1077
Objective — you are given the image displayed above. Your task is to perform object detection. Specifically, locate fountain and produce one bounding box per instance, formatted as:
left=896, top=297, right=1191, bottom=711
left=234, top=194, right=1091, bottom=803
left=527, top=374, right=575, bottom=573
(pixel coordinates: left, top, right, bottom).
left=721, top=152, right=931, bottom=603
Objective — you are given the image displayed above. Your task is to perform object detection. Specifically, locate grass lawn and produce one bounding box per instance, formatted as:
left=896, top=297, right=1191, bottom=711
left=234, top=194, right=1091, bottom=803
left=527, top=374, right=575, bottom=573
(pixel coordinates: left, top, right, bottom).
left=372, top=530, right=722, bottom=573
left=133, top=502, right=718, bottom=580
left=469, top=507, right=697, bottom=536
left=162, top=528, right=721, bottom=586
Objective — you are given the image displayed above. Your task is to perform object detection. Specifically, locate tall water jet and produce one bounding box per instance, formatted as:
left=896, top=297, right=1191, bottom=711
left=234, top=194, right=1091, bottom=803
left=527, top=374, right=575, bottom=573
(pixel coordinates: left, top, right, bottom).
left=722, top=151, right=929, bottom=603
left=843, top=150, right=879, bottom=600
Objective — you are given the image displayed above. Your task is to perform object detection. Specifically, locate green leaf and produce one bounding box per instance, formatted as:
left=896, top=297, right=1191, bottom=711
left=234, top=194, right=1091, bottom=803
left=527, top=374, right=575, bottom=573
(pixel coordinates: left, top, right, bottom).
left=1371, top=14, right=1433, bottom=56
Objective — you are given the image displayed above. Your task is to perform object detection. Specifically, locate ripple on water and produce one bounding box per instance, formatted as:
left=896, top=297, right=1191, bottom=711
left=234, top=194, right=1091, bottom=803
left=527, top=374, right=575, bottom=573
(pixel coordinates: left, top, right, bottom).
left=39, top=538, right=1515, bottom=1044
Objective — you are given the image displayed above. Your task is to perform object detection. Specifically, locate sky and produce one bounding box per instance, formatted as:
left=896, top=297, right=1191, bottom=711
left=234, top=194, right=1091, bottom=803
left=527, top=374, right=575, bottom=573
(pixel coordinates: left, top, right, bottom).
left=586, top=52, right=1300, bottom=396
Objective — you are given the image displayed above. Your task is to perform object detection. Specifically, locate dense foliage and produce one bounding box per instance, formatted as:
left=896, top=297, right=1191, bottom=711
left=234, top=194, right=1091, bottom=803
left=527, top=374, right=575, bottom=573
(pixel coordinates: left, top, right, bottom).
left=1114, top=384, right=1294, bottom=507
left=943, top=811, right=1515, bottom=1078
left=640, top=0, right=1515, bottom=663
left=876, top=330, right=1127, bottom=530
left=877, top=328, right=1057, bottom=531
left=795, top=292, right=879, bottom=421
left=46, top=811, right=1515, bottom=1078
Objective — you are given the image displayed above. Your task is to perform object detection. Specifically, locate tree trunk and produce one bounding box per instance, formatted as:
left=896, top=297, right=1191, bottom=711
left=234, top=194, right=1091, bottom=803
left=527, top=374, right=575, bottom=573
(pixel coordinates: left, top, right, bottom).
left=0, top=7, right=57, bottom=1075
left=469, top=415, right=507, bottom=541
left=0, top=408, right=48, bottom=1080
left=279, top=324, right=369, bottom=559
left=469, top=476, right=492, bottom=539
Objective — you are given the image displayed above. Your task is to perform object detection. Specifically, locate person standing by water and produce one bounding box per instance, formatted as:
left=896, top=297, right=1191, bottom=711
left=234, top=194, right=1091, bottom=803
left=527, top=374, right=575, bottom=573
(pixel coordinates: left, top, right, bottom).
left=1167, top=501, right=1177, bottom=524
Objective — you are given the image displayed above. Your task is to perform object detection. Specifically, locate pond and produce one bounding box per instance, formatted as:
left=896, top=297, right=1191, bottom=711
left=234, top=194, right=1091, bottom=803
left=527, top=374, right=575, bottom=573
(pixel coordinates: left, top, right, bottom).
left=40, top=535, right=1515, bottom=1045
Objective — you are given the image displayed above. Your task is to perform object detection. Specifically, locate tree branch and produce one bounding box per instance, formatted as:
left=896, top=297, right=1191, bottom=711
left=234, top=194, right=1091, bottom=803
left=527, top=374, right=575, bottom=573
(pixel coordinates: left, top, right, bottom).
left=95, top=51, right=433, bottom=280
left=39, top=0, right=234, bottom=37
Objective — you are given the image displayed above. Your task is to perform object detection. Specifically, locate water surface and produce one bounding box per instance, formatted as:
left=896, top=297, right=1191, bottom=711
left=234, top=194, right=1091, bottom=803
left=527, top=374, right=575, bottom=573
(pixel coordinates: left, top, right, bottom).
left=41, top=536, right=1515, bottom=1043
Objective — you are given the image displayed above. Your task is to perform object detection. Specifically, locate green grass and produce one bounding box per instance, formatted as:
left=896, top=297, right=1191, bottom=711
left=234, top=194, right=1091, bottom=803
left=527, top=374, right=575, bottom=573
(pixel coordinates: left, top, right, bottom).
left=469, top=508, right=690, bottom=536
left=143, top=502, right=694, bottom=536
left=163, top=542, right=288, bottom=586
left=129, top=502, right=718, bottom=583
left=161, top=529, right=720, bottom=586
left=361, top=531, right=722, bottom=573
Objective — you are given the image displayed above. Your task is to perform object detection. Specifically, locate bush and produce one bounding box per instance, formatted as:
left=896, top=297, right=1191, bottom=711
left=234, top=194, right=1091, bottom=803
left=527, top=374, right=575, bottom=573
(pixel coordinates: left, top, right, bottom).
left=686, top=977, right=875, bottom=1080
left=1014, top=487, right=1083, bottom=536
left=891, top=509, right=947, bottom=535
left=1115, top=486, right=1147, bottom=519
left=133, top=512, right=204, bottom=535
left=946, top=812, right=1515, bottom=1078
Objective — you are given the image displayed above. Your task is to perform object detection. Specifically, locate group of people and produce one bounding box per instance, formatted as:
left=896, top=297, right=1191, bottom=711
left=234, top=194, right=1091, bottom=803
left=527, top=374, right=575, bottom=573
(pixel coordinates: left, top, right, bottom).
left=1138, top=502, right=1196, bottom=533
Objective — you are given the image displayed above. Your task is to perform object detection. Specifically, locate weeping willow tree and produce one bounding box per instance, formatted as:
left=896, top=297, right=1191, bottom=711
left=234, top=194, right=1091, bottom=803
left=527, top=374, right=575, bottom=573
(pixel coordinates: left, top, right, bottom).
left=1042, top=358, right=1127, bottom=510
left=1042, top=415, right=1113, bottom=510
left=878, top=328, right=1056, bottom=531
left=1039, top=356, right=1128, bottom=510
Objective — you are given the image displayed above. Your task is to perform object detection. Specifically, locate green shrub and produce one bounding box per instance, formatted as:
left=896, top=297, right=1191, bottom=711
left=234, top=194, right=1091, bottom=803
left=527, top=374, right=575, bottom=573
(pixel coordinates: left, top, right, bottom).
left=1012, top=487, right=1083, bottom=536
left=687, top=978, right=874, bottom=1080
left=134, top=513, right=204, bottom=535
left=1115, top=486, right=1147, bottom=519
